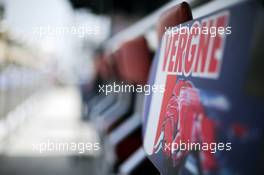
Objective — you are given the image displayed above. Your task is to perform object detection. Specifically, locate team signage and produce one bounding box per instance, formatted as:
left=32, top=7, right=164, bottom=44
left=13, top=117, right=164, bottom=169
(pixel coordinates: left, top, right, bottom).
left=143, top=1, right=264, bottom=174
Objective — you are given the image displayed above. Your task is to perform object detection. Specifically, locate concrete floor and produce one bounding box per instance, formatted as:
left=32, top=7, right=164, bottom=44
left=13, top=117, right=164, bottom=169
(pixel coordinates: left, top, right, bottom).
left=0, top=156, right=97, bottom=175
left=0, top=86, right=100, bottom=175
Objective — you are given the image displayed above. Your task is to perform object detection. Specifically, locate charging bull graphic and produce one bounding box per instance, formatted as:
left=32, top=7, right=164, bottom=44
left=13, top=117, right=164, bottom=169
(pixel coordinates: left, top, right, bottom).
left=153, top=79, right=217, bottom=171
left=143, top=1, right=264, bottom=175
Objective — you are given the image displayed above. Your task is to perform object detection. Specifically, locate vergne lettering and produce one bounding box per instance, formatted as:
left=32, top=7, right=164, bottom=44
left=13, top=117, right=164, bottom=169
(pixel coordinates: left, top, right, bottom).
left=162, top=11, right=229, bottom=79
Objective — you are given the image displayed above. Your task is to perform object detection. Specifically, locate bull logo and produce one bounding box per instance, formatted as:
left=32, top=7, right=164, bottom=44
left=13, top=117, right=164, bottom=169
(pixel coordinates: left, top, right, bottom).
left=153, top=79, right=217, bottom=172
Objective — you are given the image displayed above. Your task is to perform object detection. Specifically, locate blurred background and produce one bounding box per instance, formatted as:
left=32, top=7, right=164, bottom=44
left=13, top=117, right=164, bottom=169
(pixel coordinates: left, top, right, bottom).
left=0, top=0, right=169, bottom=174
left=0, top=0, right=263, bottom=175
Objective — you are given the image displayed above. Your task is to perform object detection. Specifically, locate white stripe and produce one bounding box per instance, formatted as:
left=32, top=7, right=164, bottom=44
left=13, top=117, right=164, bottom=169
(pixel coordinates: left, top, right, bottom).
left=119, top=147, right=146, bottom=174
left=143, top=36, right=167, bottom=155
